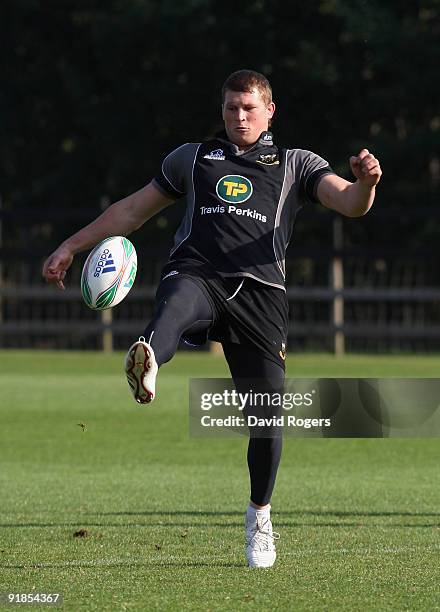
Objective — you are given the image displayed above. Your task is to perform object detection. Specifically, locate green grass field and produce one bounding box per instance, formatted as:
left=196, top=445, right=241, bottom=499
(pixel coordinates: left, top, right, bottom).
left=1, top=351, right=440, bottom=611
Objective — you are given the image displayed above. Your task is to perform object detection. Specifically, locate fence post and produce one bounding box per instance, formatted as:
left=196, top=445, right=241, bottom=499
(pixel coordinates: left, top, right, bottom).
left=100, top=196, right=113, bottom=352
left=102, top=308, right=113, bottom=352
left=332, top=216, right=345, bottom=356
left=0, top=196, right=2, bottom=329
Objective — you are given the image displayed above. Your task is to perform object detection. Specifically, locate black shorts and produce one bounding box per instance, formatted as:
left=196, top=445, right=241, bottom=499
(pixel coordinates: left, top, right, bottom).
left=160, top=260, right=289, bottom=367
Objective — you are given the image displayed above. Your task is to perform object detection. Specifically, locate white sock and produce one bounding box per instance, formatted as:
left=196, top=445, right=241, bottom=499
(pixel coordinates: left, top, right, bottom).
left=246, top=503, right=271, bottom=524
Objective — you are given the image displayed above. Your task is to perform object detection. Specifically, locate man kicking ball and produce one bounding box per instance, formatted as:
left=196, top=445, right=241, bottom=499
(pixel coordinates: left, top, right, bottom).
left=43, top=69, right=382, bottom=568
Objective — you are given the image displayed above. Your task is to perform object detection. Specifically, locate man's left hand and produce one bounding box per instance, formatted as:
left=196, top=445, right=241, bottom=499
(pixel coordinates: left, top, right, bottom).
left=350, top=149, right=382, bottom=187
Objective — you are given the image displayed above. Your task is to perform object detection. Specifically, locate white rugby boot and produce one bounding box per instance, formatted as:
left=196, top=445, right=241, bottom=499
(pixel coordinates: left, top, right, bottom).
left=125, top=337, right=158, bottom=404
left=245, top=508, right=279, bottom=568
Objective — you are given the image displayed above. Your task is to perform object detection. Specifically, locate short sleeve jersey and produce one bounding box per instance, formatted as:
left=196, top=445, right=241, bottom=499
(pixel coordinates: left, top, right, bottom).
left=154, top=130, right=334, bottom=291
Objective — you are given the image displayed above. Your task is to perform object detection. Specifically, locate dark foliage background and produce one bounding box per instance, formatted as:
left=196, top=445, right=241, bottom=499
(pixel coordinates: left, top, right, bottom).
left=1, top=0, right=439, bottom=256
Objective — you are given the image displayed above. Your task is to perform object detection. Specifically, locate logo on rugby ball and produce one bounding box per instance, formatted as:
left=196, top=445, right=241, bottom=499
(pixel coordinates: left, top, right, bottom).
left=93, top=248, right=117, bottom=277
left=216, top=175, right=253, bottom=204
left=81, top=236, right=137, bottom=310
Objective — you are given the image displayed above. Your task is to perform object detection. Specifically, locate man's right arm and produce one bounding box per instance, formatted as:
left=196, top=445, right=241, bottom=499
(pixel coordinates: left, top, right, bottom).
left=42, top=181, right=174, bottom=289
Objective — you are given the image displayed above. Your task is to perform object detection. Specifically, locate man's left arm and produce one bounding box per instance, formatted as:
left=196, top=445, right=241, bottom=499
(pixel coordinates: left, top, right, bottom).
left=317, top=149, right=382, bottom=217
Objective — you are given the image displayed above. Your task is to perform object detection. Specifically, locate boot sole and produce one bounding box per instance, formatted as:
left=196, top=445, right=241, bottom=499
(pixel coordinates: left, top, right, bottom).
left=126, top=343, right=154, bottom=404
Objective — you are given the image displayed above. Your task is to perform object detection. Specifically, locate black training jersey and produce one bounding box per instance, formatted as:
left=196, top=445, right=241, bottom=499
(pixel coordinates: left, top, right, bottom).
left=154, top=130, right=334, bottom=291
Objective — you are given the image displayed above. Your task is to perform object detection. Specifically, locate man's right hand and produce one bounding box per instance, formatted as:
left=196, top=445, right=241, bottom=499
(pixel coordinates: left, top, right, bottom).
left=42, top=245, right=74, bottom=290
left=41, top=182, right=174, bottom=291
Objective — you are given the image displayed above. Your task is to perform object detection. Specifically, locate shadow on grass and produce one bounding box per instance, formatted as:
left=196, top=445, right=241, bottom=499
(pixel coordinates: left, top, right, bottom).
left=98, top=509, right=440, bottom=518
left=0, top=509, right=438, bottom=531
left=0, top=509, right=440, bottom=529
left=0, top=561, right=245, bottom=569
left=300, top=510, right=440, bottom=518
left=0, top=517, right=439, bottom=529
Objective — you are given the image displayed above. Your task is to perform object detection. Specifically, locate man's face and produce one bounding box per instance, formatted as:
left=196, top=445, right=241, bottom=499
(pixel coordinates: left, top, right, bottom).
left=222, top=89, right=275, bottom=149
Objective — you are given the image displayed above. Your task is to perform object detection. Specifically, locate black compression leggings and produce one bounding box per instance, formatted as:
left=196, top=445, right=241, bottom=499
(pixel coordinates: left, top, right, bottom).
left=143, top=276, right=213, bottom=366
left=143, top=275, right=283, bottom=507
left=222, top=343, right=284, bottom=507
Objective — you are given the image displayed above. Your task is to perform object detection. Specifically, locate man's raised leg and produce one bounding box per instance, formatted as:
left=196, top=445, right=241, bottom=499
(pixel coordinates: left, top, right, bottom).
left=126, top=275, right=213, bottom=404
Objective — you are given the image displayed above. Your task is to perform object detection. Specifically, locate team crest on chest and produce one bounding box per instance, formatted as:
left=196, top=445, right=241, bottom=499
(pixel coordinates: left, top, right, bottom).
left=257, top=153, right=280, bottom=166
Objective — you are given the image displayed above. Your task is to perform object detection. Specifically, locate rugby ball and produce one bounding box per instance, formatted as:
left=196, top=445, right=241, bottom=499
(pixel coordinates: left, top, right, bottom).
left=81, top=236, right=137, bottom=310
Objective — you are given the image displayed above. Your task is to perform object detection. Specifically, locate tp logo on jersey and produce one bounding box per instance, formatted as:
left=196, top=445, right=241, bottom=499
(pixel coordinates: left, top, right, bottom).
left=216, top=175, right=253, bottom=204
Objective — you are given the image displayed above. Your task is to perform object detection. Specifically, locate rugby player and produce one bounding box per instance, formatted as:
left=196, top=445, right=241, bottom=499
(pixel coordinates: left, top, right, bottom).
left=42, top=69, right=382, bottom=568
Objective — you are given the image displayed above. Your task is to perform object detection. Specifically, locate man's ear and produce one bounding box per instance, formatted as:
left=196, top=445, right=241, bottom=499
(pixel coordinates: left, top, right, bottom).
left=267, top=101, right=276, bottom=120
left=221, top=104, right=225, bottom=120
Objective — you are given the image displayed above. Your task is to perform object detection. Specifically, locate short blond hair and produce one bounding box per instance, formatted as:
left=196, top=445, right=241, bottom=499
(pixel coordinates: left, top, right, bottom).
left=222, top=69, right=272, bottom=106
